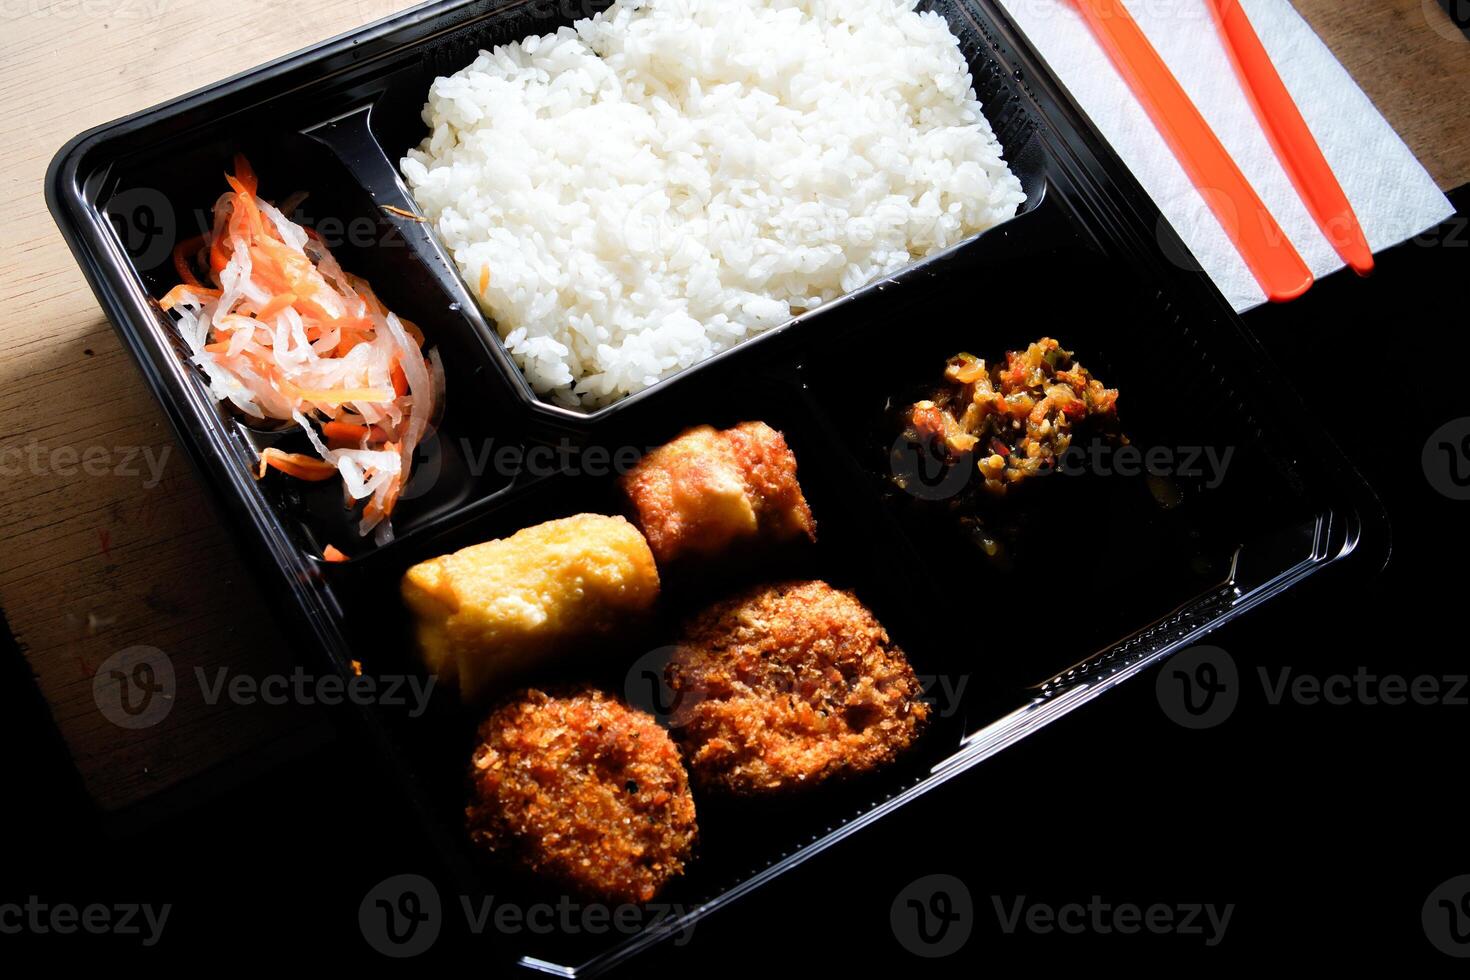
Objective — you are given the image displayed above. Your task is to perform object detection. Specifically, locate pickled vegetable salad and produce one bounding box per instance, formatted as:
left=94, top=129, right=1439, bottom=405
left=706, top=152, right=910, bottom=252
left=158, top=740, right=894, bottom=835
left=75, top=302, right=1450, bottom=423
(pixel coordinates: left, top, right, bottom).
left=161, top=156, right=442, bottom=541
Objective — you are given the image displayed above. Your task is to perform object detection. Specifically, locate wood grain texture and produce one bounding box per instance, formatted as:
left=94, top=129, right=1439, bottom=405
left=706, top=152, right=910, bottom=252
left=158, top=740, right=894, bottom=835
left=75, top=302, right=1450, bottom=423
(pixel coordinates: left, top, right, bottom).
left=0, top=0, right=1465, bottom=812
left=1293, top=0, right=1470, bottom=190
left=0, top=0, right=418, bottom=812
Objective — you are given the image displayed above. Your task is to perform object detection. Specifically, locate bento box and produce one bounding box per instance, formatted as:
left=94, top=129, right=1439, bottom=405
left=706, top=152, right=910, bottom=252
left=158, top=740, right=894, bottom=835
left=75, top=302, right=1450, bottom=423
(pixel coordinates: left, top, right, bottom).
left=47, top=0, right=1386, bottom=972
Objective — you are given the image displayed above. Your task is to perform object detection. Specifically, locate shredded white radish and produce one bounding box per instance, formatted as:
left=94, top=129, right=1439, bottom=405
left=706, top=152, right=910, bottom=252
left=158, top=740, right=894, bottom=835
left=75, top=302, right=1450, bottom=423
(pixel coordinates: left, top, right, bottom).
left=161, top=157, right=440, bottom=542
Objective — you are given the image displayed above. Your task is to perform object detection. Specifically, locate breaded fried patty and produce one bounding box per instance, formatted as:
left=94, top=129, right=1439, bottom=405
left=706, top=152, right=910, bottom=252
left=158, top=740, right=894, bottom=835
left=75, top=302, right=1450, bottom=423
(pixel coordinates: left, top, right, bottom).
left=466, top=689, right=697, bottom=903
left=667, top=581, right=929, bottom=794
left=621, top=421, right=815, bottom=564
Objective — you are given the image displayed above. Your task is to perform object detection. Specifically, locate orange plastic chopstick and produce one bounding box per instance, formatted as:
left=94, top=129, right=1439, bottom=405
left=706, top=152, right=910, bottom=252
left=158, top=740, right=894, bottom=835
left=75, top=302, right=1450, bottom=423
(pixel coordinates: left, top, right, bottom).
left=1205, top=0, right=1373, bottom=276
left=1072, top=0, right=1313, bottom=302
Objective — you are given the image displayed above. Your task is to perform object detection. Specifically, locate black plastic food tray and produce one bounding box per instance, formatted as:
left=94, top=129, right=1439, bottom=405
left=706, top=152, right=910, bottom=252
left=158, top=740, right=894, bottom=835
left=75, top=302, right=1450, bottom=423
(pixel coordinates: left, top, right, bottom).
left=47, top=0, right=1386, bottom=973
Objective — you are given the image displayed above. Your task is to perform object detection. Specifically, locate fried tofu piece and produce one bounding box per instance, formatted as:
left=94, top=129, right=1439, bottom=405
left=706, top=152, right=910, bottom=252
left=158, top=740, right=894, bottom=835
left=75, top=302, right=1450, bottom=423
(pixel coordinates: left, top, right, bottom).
left=620, top=421, right=815, bottom=564
left=401, top=514, right=660, bottom=702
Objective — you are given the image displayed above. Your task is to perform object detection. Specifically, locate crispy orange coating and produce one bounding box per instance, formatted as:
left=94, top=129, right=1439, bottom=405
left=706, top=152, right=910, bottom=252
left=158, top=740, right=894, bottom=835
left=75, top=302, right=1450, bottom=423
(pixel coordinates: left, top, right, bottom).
left=466, top=689, right=698, bottom=904
left=402, top=514, right=660, bottom=703
left=666, top=580, right=929, bottom=795
left=620, top=422, right=815, bottom=564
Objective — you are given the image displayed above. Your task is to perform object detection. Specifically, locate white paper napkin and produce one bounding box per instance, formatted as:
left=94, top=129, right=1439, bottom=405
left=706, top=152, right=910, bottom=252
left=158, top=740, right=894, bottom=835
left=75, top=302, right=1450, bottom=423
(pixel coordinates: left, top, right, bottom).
left=996, top=0, right=1456, bottom=312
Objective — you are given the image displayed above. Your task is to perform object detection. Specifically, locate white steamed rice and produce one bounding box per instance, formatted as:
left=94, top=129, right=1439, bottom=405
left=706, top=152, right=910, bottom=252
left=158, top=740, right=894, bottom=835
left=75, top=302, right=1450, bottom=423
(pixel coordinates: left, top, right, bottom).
left=402, top=0, right=1026, bottom=408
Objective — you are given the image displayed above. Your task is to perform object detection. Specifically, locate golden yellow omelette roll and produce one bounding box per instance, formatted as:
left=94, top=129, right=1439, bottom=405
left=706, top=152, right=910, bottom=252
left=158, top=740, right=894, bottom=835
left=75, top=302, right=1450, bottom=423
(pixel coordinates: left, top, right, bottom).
left=401, top=514, right=660, bottom=702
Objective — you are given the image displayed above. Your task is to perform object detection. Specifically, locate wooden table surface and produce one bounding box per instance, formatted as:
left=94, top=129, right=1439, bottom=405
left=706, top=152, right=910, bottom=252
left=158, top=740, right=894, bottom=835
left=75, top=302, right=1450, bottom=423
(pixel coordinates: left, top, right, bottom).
left=1, top=0, right=1466, bottom=814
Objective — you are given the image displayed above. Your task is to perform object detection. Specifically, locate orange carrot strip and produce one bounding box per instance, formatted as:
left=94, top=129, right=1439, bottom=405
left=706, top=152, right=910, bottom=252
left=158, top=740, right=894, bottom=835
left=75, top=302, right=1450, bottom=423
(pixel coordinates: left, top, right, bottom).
left=334, top=316, right=375, bottom=335
left=380, top=205, right=426, bottom=222
left=257, top=448, right=338, bottom=482
left=227, top=181, right=268, bottom=238
left=377, top=443, right=404, bottom=520
left=321, top=421, right=388, bottom=444
left=232, top=153, right=259, bottom=196
left=210, top=235, right=230, bottom=275
left=245, top=246, right=292, bottom=296
left=255, top=292, right=298, bottom=320
left=292, top=386, right=397, bottom=406
left=390, top=358, right=409, bottom=397
left=160, top=283, right=222, bottom=310
left=172, top=235, right=206, bottom=287
left=335, top=336, right=367, bottom=357
left=250, top=240, right=335, bottom=321
left=322, top=545, right=350, bottom=563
